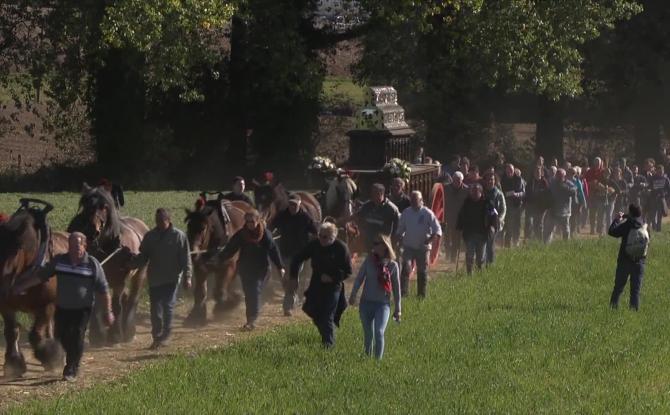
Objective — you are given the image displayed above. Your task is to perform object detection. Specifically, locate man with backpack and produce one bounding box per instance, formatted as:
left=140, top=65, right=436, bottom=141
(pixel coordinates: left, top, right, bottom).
left=608, top=204, right=649, bottom=311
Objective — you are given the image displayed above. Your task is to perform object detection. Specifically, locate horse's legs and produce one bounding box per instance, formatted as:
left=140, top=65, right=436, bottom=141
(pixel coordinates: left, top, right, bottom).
left=121, top=269, right=145, bottom=342
left=213, top=261, right=242, bottom=318
left=2, top=311, right=27, bottom=378
left=29, top=304, right=63, bottom=372
left=105, top=284, right=125, bottom=345
left=185, top=267, right=208, bottom=326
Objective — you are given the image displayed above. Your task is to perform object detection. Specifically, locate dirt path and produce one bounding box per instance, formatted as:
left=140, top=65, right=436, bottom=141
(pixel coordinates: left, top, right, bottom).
left=0, top=236, right=582, bottom=411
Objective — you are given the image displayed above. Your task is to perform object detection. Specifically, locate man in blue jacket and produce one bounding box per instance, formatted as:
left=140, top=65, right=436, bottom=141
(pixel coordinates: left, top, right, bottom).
left=608, top=204, right=648, bottom=311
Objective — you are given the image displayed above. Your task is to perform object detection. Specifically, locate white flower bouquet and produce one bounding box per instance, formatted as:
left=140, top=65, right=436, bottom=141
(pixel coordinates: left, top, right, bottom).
left=308, top=156, right=336, bottom=173
left=383, top=158, right=411, bottom=180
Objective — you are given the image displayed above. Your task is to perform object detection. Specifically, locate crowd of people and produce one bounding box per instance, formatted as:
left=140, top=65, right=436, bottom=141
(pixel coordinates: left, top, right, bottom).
left=9, top=153, right=662, bottom=381
left=443, top=155, right=664, bottom=274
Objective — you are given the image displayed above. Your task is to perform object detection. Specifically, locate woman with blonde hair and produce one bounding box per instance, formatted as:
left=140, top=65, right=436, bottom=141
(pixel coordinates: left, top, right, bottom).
left=349, top=233, right=401, bottom=359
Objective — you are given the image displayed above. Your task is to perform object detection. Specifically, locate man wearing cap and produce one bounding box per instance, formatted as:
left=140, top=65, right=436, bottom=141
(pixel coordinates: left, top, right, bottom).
left=221, top=176, right=254, bottom=206
left=270, top=193, right=319, bottom=316
left=444, top=171, right=469, bottom=262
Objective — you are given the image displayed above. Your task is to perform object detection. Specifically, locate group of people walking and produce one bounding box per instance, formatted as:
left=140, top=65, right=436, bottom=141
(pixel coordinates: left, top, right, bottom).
left=443, top=155, right=663, bottom=277
left=8, top=154, right=661, bottom=381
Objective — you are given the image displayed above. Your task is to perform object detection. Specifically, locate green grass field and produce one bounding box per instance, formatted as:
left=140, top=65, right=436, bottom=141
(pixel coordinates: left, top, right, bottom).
left=0, top=191, right=218, bottom=231
left=322, top=76, right=366, bottom=109
left=6, top=212, right=670, bottom=413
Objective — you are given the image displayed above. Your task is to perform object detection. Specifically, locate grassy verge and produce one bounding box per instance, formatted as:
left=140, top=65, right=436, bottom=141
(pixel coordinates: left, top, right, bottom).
left=8, top=229, right=670, bottom=413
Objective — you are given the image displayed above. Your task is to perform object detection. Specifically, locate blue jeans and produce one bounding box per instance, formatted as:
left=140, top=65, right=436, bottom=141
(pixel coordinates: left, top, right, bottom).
left=282, top=256, right=304, bottom=312
left=359, top=301, right=391, bottom=359
left=149, top=283, right=179, bottom=341
left=485, top=231, right=497, bottom=266
left=241, top=270, right=269, bottom=324
left=610, top=260, right=644, bottom=311
left=464, top=234, right=486, bottom=275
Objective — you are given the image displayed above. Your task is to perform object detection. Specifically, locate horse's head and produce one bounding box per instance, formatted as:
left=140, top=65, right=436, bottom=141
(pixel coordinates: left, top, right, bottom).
left=185, top=208, right=210, bottom=256
left=184, top=201, right=225, bottom=262
left=0, top=212, right=39, bottom=295
left=71, top=183, right=121, bottom=246
left=325, top=176, right=358, bottom=218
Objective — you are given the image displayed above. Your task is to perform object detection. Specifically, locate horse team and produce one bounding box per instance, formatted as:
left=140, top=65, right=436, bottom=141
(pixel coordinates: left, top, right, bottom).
left=0, top=180, right=323, bottom=379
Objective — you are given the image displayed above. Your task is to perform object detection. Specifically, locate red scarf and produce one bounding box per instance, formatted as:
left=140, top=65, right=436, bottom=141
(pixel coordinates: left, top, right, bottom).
left=372, top=253, right=392, bottom=293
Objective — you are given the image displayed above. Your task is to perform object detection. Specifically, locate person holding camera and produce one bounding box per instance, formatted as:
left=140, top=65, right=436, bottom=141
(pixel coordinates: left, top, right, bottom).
left=608, top=204, right=649, bottom=311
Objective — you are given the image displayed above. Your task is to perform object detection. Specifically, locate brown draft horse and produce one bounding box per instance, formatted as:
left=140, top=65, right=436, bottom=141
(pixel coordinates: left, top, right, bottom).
left=253, top=181, right=322, bottom=224
left=66, top=184, right=148, bottom=346
left=0, top=202, right=68, bottom=378
left=183, top=198, right=247, bottom=326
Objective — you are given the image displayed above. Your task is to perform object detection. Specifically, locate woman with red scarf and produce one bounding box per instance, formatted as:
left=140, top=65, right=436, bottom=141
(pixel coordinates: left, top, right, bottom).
left=349, top=234, right=401, bottom=360
left=218, top=210, right=284, bottom=330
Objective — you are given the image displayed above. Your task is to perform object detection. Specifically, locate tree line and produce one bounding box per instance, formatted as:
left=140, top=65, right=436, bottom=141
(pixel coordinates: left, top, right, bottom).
left=0, top=0, right=666, bottom=186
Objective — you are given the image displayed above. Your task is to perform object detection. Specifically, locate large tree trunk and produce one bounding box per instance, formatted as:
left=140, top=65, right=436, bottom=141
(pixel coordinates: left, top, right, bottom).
left=535, top=96, right=564, bottom=162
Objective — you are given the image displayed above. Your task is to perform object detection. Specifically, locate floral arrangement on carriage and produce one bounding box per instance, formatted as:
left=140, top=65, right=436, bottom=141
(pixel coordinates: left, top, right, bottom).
left=307, top=155, right=336, bottom=187
left=383, top=158, right=411, bottom=181
left=308, top=156, right=336, bottom=174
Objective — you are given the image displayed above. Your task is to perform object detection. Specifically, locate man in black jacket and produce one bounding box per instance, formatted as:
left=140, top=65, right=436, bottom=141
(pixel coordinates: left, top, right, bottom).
left=355, top=183, right=400, bottom=250
left=270, top=193, right=318, bottom=316
left=457, top=184, right=494, bottom=275
left=608, top=204, right=648, bottom=311
left=290, top=222, right=352, bottom=348
left=221, top=176, right=254, bottom=206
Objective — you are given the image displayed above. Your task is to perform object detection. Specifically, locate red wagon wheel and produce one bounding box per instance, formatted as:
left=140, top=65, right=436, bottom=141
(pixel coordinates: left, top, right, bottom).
left=429, top=182, right=445, bottom=266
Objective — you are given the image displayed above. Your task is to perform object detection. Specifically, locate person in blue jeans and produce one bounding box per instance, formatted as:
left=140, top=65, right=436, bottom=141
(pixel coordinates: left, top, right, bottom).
left=128, top=208, right=192, bottom=350
left=218, top=210, right=285, bottom=331
left=349, top=234, right=401, bottom=359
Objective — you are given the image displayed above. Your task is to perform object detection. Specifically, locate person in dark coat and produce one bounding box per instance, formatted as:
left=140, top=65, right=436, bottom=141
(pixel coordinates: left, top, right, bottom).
left=457, top=184, right=494, bottom=275
left=524, top=166, right=549, bottom=240
left=388, top=177, right=411, bottom=213
left=290, top=222, right=353, bottom=348
left=608, top=204, right=648, bottom=311
left=355, top=183, right=400, bottom=250
left=269, top=193, right=318, bottom=316
left=500, top=164, right=525, bottom=248
left=221, top=176, right=254, bottom=206
left=218, top=209, right=284, bottom=330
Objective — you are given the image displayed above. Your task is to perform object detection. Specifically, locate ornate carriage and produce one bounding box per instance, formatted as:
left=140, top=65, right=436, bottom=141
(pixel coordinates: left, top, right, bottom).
left=343, top=86, right=445, bottom=263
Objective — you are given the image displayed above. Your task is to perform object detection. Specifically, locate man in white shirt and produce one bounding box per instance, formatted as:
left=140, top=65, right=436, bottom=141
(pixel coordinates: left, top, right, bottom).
left=396, top=191, right=442, bottom=298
